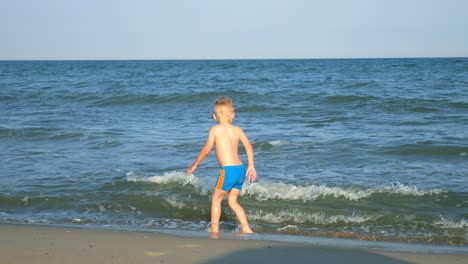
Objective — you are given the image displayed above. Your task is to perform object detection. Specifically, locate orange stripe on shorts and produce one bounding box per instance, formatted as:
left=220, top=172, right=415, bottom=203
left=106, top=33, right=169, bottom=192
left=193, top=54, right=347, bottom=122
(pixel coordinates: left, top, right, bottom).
left=216, top=169, right=225, bottom=190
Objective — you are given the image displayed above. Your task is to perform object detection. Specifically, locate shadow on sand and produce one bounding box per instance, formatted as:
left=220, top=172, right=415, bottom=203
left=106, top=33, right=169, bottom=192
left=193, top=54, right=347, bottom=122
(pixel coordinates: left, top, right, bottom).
left=201, top=244, right=411, bottom=264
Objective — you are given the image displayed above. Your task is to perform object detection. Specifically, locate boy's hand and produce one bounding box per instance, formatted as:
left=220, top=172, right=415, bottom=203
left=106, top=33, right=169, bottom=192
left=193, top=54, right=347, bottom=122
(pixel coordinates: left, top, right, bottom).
left=186, top=165, right=197, bottom=176
left=246, top=166, right=257, bottom=183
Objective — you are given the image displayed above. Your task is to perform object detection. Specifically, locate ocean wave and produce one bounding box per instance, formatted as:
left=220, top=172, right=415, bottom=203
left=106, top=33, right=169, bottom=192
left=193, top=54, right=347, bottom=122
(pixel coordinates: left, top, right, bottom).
left=382, top=143, right=468, bottom=157
left=343, top=81, right=378, bottom=89
left=91, top=91, right=249, bottom=107
left=242, top=181, right=372, bottom=201
left=0, top=126, right=59, bottom=139
left=0, top=126, right=88, bottom=141
left=268, top=140, right=290, bottom=146
left=249, top=210, right=374, bottom=225
left=164, top=197, right=187, bottom=209
left=0, top=95, right=17, bottom=102
left=434, top=216, right=468, bottom=229
left=253, top=140, right=290, bottom=150
left=48, top=132, right=87, bottom=140
left=239, top=77, right=273, bottom=84
left=212, top=63, right=238, bottom=70
left=236, top=105, right=286, bottom=113
left=243, top=180, right=443, bottom=202
left=322, top=95, right=377, bottom=104
left=450, top=101, right=468, bottom=109
left=126, top=171, right=211, bottom=195
left=91, top=94, right=165, bottom=106
left=385, top=181, right=444, bottom=196
left=380, top=98, right=446, bottom=113
left=126, top=171, right=444, bottom=202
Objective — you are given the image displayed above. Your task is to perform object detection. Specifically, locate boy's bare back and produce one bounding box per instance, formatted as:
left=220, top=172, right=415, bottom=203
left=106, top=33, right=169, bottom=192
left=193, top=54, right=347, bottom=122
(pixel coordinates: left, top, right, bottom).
left=208, top=124, right=249, bottom=167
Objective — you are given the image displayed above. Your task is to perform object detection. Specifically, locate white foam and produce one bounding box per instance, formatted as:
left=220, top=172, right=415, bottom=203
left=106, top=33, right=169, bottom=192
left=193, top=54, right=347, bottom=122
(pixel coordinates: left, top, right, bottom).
left=242, top=181, right=373, bottom=201
left=126, top=171, right=444, bottom=202
left=21, top=196, right=29, bottom=205
left=268, top=140, right=290, bottom=146
left=249, top=210, right=373, bottom=225
left=126, top=171, right=211, bottom=195
left=98, top=204, right=107, bottom=212
left=434, top=216, right=468, bottom=229
left=165, top=197, right=186, bottom=209
left=277, top=225, right=299, bottom=231
left=386, top=181, right=443, bottom=196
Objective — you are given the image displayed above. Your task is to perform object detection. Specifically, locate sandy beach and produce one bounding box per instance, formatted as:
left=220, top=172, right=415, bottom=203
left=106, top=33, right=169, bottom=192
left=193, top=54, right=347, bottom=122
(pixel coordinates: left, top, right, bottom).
left=0, top=224, right=466, bottom=264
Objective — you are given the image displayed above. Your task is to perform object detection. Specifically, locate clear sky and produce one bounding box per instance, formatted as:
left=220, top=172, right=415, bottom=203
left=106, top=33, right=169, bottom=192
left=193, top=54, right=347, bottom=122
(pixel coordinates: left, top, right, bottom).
left=1, top=0, right=467, bottom=60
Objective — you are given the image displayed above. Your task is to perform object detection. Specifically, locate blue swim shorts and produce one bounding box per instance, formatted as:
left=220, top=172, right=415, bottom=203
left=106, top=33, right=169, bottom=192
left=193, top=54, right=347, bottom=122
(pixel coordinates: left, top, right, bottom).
left=215, top=164, right=246, bottom=191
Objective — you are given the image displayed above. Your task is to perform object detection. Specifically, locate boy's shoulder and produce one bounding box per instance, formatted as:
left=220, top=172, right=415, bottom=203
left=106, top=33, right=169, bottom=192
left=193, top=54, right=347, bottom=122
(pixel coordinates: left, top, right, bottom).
left=210, top=124, right=243, bottom=132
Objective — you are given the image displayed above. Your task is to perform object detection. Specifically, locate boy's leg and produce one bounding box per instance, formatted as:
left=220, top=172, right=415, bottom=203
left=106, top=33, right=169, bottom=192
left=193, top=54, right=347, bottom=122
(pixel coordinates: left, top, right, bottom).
left=227, top=188, right=253, bottom=233
left=210, top=188, right=226, bottom=233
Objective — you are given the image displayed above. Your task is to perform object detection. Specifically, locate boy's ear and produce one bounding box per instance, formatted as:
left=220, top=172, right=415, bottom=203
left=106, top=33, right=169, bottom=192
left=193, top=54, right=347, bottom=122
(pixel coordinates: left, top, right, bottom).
left=212, top=113, right=217, bottom=120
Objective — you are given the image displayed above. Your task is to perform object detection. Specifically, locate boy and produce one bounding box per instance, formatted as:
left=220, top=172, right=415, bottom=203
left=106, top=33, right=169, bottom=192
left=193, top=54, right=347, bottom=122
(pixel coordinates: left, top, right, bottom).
left=186, top=97, right=257, bottom=234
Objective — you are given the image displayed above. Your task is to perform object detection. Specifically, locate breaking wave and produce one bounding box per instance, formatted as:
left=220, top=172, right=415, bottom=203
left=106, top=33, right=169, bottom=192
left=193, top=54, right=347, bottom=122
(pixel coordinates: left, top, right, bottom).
left=249, top=210, right=374, bottom=225
left=126, top=171, right=445, bottom=202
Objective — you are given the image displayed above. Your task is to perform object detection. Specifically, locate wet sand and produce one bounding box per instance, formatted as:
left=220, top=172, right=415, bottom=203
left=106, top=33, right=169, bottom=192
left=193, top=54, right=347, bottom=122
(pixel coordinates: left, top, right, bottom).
left=1, top=224, right=466, bottom=264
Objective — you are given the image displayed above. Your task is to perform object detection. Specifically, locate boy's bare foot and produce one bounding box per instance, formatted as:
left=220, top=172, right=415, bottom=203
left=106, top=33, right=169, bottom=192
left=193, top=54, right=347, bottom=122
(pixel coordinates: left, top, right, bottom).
left=241, top=224, right=253, bottom=234
left=209, top=223, right=219, bottom=233
left=210, top=231, right=220, bottom=239
left=209, top=223, right=220, bottom=239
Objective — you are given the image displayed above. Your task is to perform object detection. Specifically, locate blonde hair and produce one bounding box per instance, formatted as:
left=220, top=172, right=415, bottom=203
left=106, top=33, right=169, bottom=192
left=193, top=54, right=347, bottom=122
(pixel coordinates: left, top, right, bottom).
left=214, top=97, right=235, bottom=112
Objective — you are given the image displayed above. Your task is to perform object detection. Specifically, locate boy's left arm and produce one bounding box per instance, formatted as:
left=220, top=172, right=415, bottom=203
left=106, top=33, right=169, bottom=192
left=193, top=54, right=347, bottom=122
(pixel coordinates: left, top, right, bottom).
left=239, top=129, right=257, bottom=182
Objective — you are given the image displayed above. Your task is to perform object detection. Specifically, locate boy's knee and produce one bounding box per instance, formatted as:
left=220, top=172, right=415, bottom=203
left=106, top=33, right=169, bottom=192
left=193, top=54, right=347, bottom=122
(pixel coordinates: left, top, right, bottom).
left=212, top=192, right=224, bottom=203
left=227, top=198, right=238, bottom=208
left=212, top=197, right=222, bottom=205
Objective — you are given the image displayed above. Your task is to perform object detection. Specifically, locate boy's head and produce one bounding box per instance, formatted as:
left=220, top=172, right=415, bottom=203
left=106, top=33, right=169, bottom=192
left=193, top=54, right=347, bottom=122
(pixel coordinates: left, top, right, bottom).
left=213, top=97, right=235, bottom=123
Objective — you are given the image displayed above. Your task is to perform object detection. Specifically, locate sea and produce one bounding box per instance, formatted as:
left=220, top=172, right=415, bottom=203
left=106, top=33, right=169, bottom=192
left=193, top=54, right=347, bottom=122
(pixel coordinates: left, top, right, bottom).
left=1, top=58, right=467, bottom=249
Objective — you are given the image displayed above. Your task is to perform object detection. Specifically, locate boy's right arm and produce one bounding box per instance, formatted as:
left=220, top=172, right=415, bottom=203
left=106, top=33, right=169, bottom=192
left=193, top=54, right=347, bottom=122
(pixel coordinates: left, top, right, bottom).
left=186, top=128, right=215, bottom=175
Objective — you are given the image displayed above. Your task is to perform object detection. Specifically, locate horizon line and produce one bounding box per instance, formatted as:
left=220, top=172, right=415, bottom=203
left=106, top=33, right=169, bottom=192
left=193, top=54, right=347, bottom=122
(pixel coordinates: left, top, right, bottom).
left=1, top=56, right=467, bottom=62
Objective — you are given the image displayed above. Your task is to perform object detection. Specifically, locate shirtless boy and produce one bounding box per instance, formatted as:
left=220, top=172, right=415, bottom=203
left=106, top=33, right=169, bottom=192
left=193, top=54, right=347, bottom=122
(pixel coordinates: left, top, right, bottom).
left=186, top=97, right=257, bottom=234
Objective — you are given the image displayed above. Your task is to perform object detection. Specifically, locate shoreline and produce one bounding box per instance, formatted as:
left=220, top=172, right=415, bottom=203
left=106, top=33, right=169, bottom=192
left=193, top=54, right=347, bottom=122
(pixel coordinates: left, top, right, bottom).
left=1, top=224, right=467, bottom=264
left=2, top=222, right=468, bottom=254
